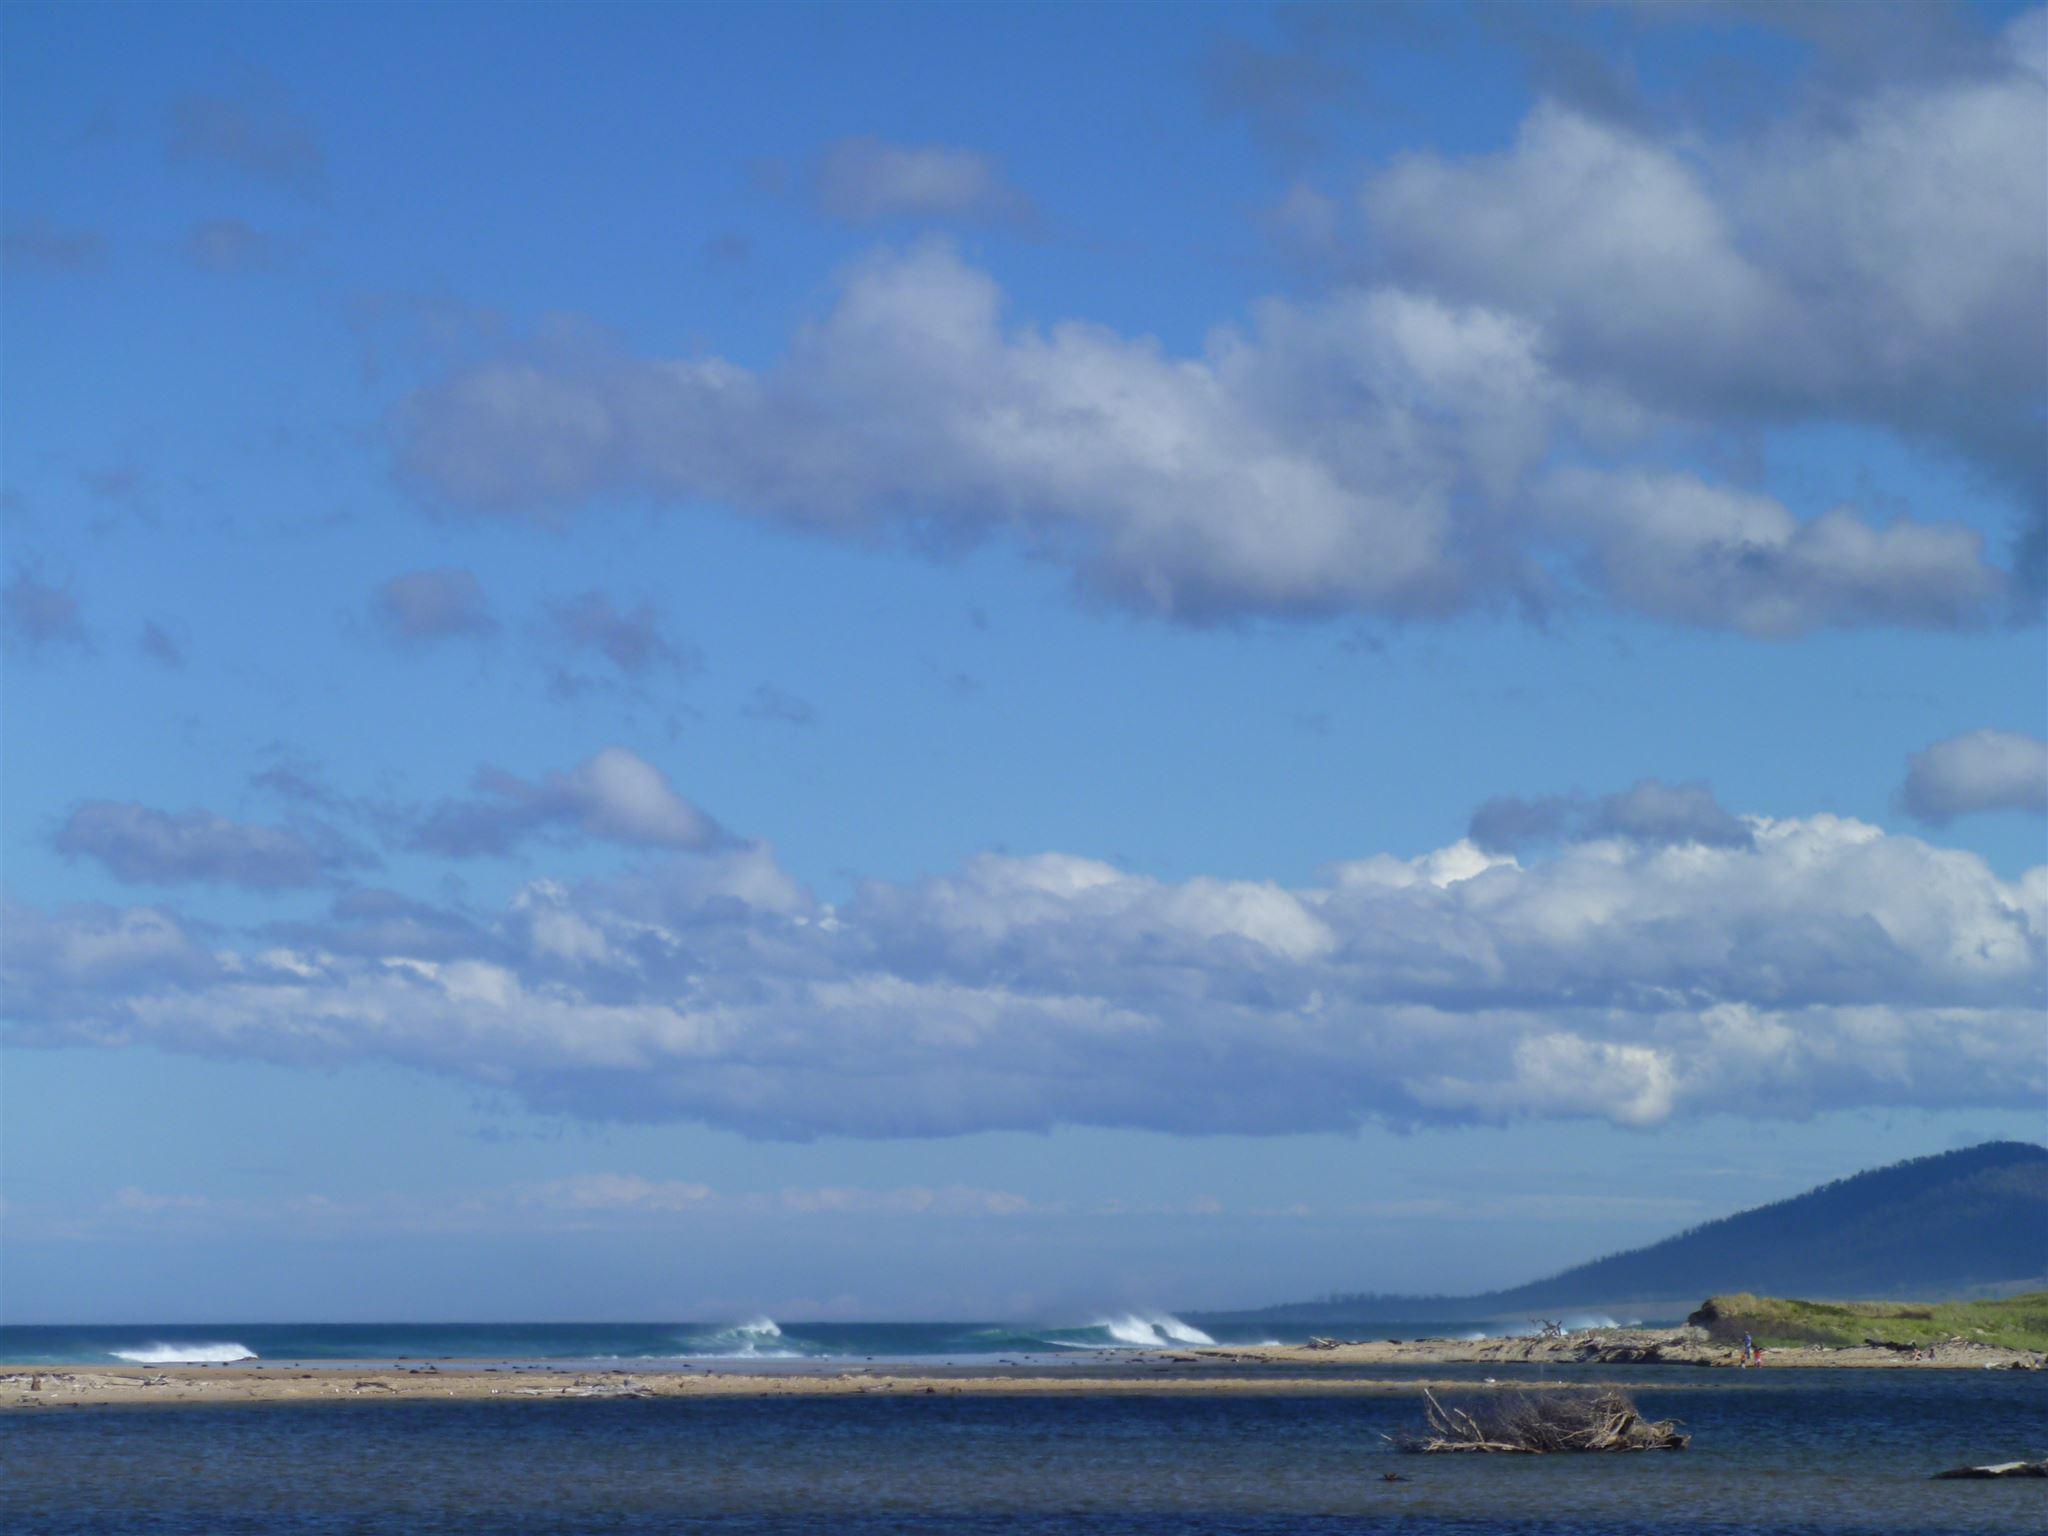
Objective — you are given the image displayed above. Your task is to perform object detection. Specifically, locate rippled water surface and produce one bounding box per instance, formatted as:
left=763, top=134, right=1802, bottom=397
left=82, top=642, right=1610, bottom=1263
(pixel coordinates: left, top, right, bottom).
left=4, top=1368, right=2043, bottom=1534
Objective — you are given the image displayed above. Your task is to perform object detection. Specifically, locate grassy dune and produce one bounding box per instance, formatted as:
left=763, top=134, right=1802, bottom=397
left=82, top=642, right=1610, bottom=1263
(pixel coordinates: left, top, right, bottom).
left=1692, top=1291, right=2048, bottom=1351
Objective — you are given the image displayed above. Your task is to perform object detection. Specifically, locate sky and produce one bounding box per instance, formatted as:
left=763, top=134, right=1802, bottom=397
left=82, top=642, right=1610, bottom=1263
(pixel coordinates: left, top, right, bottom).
left=2, top=0, right=2044, bottom=1325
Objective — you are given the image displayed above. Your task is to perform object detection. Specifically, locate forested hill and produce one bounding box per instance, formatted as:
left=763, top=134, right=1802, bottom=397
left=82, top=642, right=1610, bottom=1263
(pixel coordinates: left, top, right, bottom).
left=1202, top=1141, right=2048, bottom=1325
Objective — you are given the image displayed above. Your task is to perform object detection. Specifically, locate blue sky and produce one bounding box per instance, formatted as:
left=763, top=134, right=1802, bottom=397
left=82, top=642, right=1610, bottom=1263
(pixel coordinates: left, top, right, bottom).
left=3, top=1, right=2044, bottom=1323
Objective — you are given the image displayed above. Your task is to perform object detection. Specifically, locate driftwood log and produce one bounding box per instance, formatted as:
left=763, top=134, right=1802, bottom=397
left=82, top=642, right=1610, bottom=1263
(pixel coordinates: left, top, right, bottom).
left=1932, top=1460, right=2048, bottom=1479
left=1391, top=1387, right=1689, bottom=1453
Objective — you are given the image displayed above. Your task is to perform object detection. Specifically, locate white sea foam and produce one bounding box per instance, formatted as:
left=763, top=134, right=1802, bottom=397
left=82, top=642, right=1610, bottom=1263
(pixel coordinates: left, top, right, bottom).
left=1095, top=1312, right=1216, bottom=1348
left=672, top=1316, right=803, bottom=1359
left=111, top=1341, right=258, bottom=1364
left=1470, top=1313, right=1629, bottom=1339
left=1559, top=1312, right=1624, bottom=1333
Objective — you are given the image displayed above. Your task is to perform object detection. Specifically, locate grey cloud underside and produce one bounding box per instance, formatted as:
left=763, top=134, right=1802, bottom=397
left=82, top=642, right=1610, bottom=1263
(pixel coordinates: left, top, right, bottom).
left=51, top=802, right=363, bottom=889
left=546, top=591, right=695, bottom=679
left=57, top=750, right=719, bottom=877
left=408, top=747, right=724, bottom=857
left=394, top=23, right=2042, bottom=633
left=1470, top=779, right=1752, bottom=853
left=366, top=573, right=695, bottom=698
left=1902, top=729, right=2048, bottom=823
left=7, top=813, right=2042, bottom=1137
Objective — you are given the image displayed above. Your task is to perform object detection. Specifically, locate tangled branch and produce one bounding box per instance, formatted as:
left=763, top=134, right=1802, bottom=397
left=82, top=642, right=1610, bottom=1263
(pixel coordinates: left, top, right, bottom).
left=1391, top=1387, right=1689, bottom=1453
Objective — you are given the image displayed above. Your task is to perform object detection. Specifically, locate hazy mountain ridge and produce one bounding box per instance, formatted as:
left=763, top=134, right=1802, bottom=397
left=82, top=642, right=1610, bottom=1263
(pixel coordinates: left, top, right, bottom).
left=1198, top=1142, right=2048, bottom=1325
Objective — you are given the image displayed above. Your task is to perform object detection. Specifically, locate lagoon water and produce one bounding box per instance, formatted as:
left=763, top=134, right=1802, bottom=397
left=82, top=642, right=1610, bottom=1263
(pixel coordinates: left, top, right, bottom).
left=4, top=1363, right=2043, bottom=1534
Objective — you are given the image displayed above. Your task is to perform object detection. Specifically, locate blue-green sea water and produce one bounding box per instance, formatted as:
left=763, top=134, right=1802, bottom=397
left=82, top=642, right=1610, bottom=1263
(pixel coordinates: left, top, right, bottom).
left=0, top=1313, right=1622, bottom=1366
left=3, top=1364, right=2043, bottom=1533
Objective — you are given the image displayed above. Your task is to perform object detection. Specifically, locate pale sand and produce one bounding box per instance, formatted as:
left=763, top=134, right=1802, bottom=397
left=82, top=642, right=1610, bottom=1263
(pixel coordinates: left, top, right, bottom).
left=0, top=1366, right=1578, bottom=1411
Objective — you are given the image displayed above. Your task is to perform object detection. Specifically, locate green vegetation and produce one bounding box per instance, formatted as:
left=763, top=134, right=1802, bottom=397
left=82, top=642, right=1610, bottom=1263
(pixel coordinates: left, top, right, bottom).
left=1690, top=1291, right=2048, bottom=1351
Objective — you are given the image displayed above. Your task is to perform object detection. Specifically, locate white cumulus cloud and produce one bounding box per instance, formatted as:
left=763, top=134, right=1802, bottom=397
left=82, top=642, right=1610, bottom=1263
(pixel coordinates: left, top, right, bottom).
left=1364, top=22, right=2048, bottom=516
left=396, top=226, right=2018, bottom=632
left=7, top=798, right=2040, bottom=1137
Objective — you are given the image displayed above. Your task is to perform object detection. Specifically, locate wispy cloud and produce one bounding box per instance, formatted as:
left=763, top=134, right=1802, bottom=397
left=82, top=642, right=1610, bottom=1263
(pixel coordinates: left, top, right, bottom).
left=184, top=218, right=276, bottom=272
left=2, top=217, right=105, bottom=274
left=52, top=802, right=368, bottom=889
left=165, top=90, right=324, bottom=194
left=138, top=621, right=186, bottom=669
left=812, top=137, right=1035, bottom=227
left=371, top=568, right=498, bottom=645
left=1, top=572, right=94, bottom=658
left=743, top=684, right=817, bottom=727
left=543, top=590, right=697, bottom=698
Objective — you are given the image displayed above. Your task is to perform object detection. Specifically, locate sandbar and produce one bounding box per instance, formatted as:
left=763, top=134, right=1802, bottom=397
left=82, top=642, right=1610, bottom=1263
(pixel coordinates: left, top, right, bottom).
left=5, top=1327, right=2039, bottom=1411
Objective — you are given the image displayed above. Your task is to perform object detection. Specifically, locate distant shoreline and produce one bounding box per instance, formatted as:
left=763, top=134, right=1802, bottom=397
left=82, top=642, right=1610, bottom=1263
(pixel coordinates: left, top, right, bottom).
left=6, top=1328, right=2040, bottom=1410
left=1200, top=1328, right=2047, bottom=1371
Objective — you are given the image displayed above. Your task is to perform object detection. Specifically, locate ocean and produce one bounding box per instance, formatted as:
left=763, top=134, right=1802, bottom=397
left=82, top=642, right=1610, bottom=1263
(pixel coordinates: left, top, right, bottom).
left=0, top=1312, right=1648, bottom=1366
left=0, top=1313, right=1242, bottom=1365
left=4, top=1364, right=2044, bottom=1534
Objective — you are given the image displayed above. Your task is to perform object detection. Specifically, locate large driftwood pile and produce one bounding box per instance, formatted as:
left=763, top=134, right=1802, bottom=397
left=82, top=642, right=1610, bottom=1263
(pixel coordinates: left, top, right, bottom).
left=1392, top=1387, right=1689, bottom=1453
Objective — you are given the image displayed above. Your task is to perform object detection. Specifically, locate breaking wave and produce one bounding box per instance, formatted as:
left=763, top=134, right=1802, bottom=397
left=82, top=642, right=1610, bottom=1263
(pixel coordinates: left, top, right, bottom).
left=1092, top=1313, right=1216, bottom=1347
left=110, top=1341, right=258, bottom=1364
left=978, top=1312, right=1217, bottom=1352
left=669, top=1317, right=812, bottom=1359
left=663, top=1311, right=1215, bottom=1359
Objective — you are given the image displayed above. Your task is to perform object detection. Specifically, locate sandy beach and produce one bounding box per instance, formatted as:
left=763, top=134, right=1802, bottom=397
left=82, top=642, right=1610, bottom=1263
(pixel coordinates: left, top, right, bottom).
left=0, top=1364, right=1582, bottom=1410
